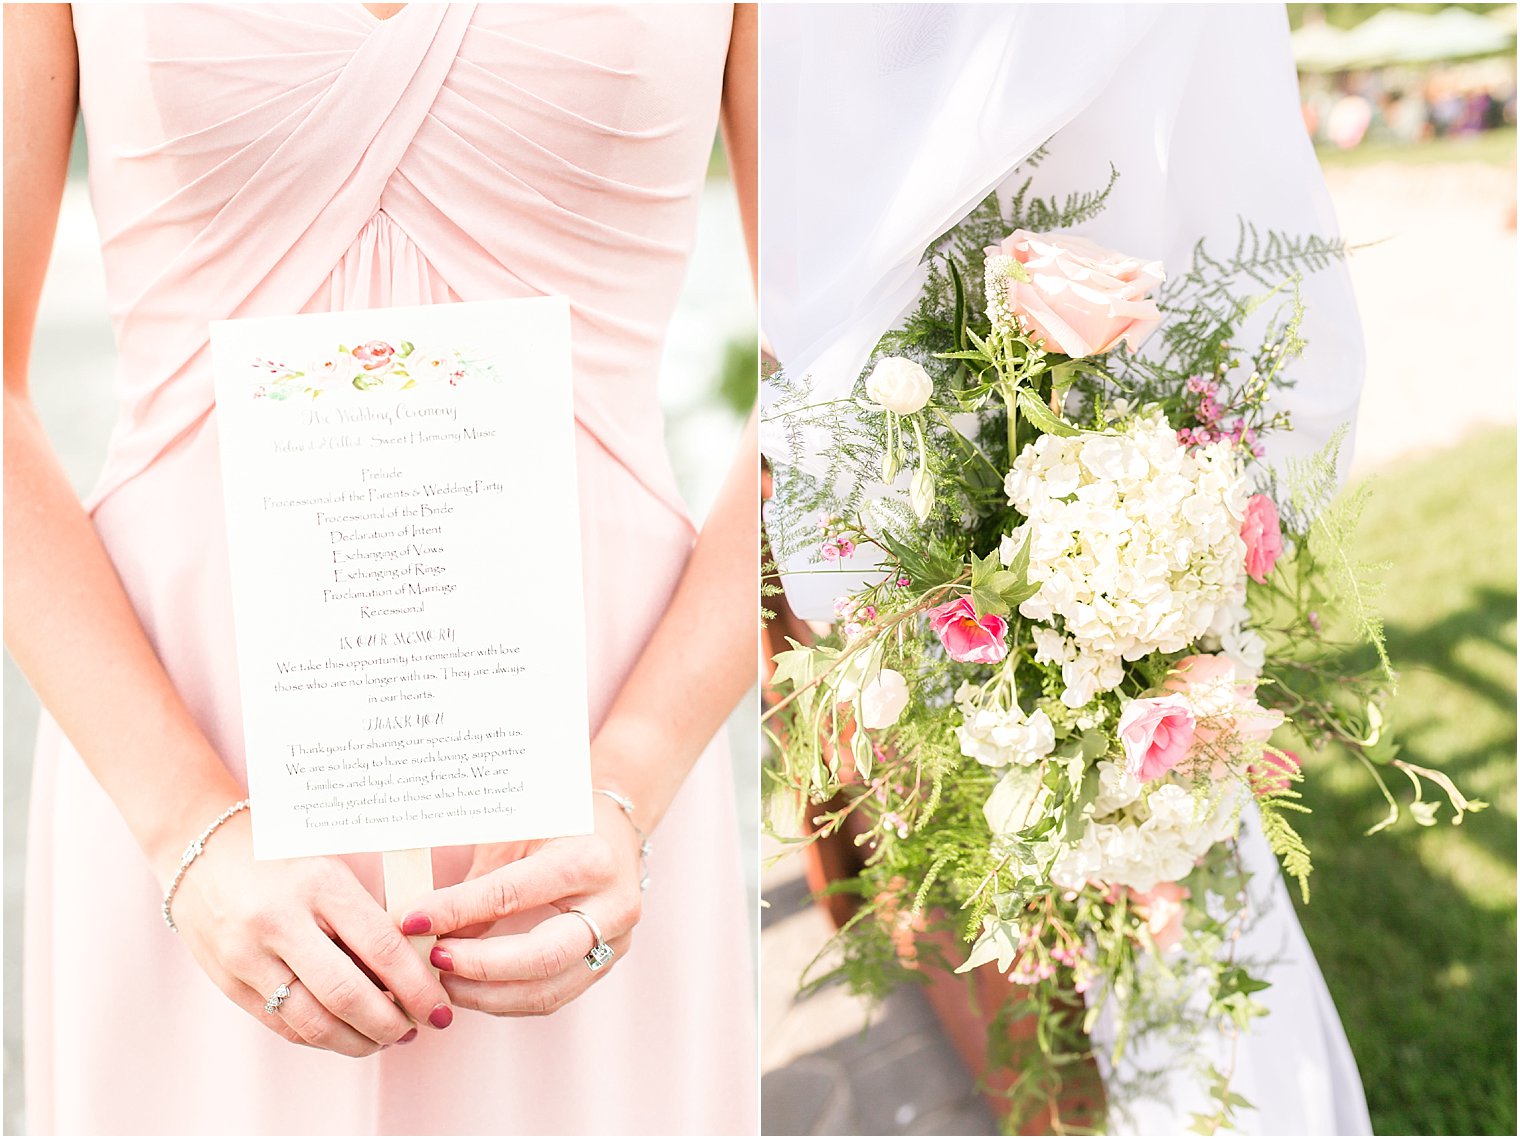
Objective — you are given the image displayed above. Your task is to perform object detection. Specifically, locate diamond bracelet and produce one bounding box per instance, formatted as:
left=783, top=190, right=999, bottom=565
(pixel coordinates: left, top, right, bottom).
left=161, top=799, right=250, bottom=932
left=594, top=788, right=652, bottom=892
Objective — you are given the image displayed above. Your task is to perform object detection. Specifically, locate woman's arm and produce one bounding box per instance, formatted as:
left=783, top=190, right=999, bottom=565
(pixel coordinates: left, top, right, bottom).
left=588, top=1, right=758, bottom=822
left=402, top=3, right=759, bottom=1014
left=590, top=0, right=757, bottom=811
left=3, top=3, right=451, bottom=1054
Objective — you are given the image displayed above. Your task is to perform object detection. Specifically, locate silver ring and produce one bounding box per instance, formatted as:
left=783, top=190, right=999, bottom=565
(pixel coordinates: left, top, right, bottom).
left=263, top=976, right=298, bottom=1015
left=566, top=907, right=615, bottom=972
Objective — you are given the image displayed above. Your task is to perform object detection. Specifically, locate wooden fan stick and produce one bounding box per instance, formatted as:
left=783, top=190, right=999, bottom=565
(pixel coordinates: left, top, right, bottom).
left=383, top=847, right=436, bottom=965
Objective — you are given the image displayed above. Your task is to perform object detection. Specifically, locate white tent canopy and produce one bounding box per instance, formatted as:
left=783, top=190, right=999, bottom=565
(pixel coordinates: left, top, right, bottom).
left=1292, top=7, right=1516, bottom=71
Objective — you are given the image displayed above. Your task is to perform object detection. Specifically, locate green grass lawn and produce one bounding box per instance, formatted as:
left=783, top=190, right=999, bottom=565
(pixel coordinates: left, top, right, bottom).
left=1293, top=428, right=1517, bottom=1136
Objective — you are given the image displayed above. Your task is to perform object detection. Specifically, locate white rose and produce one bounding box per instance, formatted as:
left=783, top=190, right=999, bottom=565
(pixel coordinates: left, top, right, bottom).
left=864, top=356, right=933, bottom=414
left=859, top=669, right=910, bottom=729
left=408, top=347, right=458, bottom=384
left=307, top=352, right=359, bottom=390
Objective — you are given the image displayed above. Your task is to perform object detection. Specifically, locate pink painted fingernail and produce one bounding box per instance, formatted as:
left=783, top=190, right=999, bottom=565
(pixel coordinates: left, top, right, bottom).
left=429, top=1004, right=453, bottom=1030
left=401, top=913, right=432, bottom=935
left=397, top=1028, right=418, bottom=1045
left=430, top=946, right=453, bottom=972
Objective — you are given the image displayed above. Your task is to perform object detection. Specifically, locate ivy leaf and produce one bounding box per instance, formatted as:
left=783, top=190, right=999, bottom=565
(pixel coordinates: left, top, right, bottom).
left=770, top=638, right=838, bottom=725
left=875, top=532, right=963, bottom=592
left=969, top=534, right=1038, bottom=619
left=1000, top=530, right=1037, bottom=607
left=969, top=551, right=1013, bottom=618
left=770, top=638, right=836, bottom=694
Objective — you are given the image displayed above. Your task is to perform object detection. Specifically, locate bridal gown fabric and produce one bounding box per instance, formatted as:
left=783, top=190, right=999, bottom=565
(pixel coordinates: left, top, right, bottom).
left=24, top=4, right=757, bottom=1134
left=761, top=4, right=1372, bottom=1135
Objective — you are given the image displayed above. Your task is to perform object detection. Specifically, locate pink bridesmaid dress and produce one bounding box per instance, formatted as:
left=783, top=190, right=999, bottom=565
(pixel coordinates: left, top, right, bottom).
left=23, top=4, right=757, bottom=1134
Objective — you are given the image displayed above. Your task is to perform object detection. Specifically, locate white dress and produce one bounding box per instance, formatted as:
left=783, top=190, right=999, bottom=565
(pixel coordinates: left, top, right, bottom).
left=759, top=4, right=1372, bottom=1133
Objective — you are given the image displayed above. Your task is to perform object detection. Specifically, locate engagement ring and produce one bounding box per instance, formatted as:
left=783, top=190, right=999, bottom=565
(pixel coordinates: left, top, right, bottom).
left=566, top=908, right=615, bottom=972
left=263, top=977, right=298, bottom=1015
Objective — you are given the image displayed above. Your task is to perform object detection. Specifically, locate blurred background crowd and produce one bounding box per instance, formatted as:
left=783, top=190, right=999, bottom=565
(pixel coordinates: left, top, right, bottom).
left=1293, top=5, right=1517, bottom=154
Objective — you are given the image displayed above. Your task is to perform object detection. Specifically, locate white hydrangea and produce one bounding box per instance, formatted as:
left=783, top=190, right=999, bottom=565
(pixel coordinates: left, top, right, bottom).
left=1049, top=780, right=1242, bottom=893
left=1003, top=409, right=1251, bottom=706
left=954, top=683, right=1056, bottom=768
left=980, top=754, right=1241, bottom=893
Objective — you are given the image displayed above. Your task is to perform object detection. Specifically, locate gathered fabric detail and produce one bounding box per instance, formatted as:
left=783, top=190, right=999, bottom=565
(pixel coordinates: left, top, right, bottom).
left=71, top=2, right=729, bottom=539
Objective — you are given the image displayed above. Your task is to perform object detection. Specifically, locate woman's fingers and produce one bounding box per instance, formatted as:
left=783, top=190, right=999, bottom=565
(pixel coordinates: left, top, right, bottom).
left=267, top=978, right=388, bottom=1058
left=214, top=967, right=310, bottom=1049
left=274, top=926, right=417, bottom=1047
left=322, top=891, right=454, bottom=1030
left=439, top=934, right=631, bottom=1017
left=430, top=911, right=614, bottom=982
left=401, top=841, right=616, bottom=937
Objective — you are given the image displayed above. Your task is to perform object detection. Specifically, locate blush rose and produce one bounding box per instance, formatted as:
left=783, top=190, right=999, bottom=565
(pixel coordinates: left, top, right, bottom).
left=1164, top=652, right=1284, bottom=752
left=984, top=230, right=1164, bottom=358
left=1128, top=881, right=1190, bottom=953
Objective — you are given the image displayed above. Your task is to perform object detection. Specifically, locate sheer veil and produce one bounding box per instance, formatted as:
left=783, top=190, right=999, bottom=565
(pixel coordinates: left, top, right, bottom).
left=760, top=5, right=1373, bottom=1133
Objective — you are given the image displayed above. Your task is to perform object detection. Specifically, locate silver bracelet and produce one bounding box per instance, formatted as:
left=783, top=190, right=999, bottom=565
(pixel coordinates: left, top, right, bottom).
left=594, top=788, right=652, bottom=892
left=161, top=799, right=250, bottom=932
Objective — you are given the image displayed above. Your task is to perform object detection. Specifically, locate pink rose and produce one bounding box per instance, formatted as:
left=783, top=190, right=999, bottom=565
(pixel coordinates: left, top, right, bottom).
left=1118, top=694, right=1196, bottom=782
left=927, top=597, right=1008, bottom=664
left=984, top=230, right=1164, bottom=358
left=1240, top=494, right=1283, bottom=584
left=352, top=339, right=397, bottom=374
left=1129, top=882, right=1190, bottom=953
left=1249, top=749, right=1302, bottom=796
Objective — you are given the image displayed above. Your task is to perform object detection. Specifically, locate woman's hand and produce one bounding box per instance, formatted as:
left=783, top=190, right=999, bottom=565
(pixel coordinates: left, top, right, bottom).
left=399, top=795, right=643, bottom=1017
left=166, top=811, right=455, bottom=1056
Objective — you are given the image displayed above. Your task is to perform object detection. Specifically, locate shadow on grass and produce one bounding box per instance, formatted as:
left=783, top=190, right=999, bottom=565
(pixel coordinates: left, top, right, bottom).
left=1293, top=430, right=1517, bottom=1136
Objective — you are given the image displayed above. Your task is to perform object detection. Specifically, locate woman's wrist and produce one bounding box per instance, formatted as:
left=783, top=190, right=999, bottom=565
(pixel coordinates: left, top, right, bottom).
left=142, top=771, right=251, bottom=890
left=588, top=721, right=674, bottom=835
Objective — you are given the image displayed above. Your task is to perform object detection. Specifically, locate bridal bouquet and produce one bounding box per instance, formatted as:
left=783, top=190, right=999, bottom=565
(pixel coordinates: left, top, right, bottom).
left=762, top=162, right=1482, bottom=1133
